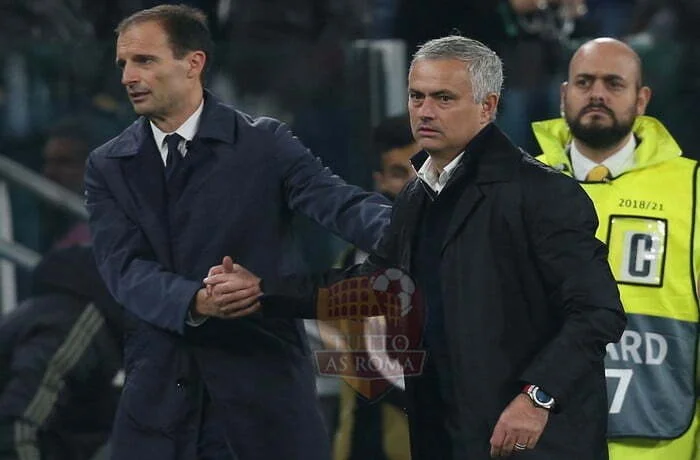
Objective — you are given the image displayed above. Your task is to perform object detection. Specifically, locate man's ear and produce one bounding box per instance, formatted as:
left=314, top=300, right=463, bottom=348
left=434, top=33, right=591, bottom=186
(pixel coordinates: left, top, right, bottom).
left=187, top=50, right=206, bottom=80
left=481, top=93, right=499, bottom=122
left=636, top=86, right=652, bottom=115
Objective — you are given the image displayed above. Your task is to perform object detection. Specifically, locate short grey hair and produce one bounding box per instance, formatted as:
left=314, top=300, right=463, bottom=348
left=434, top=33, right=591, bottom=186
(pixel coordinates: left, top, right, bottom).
left=411, top=36, right=503, bottom=104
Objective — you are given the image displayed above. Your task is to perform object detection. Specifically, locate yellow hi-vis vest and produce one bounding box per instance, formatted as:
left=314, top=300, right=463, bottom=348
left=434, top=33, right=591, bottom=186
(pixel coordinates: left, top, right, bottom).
left=534, top=117, right=700, bottom=442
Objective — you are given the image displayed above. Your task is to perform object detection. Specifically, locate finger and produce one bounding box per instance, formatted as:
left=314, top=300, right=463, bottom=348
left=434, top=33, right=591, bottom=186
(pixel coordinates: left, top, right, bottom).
left=216, top=287, right=261, bottom=309
left=212, top=279, right=258, bottom=297
left=219, top=295, right=262, bottom=313
left=221, top=301, right=261, bottom=319
left=203, top=273, right=229, bottom=285
left=204, top=273, right=253, bottom=287
left=513, top=438, right=529, bottom=454
left=499, top=432, right=517, bottom=457
left=489, top=426, right=506, bottom=458
left=205, top=265, right=225, bottom=295
left=223, top=256, right=234, bottom=273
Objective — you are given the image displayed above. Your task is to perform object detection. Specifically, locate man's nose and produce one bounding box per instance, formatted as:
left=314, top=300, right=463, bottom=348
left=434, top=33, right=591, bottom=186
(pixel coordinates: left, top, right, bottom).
left=417, top=99, right=435, bottom=119
left=121, top=62, right=138, bottom=86
left=589, top=79, right=607, bottom=102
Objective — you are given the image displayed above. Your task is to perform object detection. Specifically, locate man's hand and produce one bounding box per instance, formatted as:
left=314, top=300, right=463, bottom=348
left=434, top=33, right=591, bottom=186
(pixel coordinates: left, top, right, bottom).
left=193, top=257, right=263, bottom=319
left=489, top=393, right=549, bottom=457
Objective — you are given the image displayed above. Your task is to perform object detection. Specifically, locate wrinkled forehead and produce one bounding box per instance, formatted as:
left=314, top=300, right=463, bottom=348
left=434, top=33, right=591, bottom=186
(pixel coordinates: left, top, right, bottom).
left=116, top=21, right=171, bottom=54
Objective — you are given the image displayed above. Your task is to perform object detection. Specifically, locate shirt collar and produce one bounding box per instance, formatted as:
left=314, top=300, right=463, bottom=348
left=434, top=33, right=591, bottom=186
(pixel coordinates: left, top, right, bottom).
left=417, top=151, right=465, bottom=194
left=150, top=99, right=205, bottom=151
left=570, top=133, right=636, bottom=181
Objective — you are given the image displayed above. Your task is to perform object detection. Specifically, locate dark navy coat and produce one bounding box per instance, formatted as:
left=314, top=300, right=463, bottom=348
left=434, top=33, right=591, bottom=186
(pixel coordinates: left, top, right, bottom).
left=84, top=93, right=391, bottom=459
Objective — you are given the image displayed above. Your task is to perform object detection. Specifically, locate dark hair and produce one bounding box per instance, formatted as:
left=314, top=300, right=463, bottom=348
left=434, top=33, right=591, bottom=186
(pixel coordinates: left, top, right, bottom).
left=115, top=4, right=214, bottom=82
left=372, top=114, right=414, bottom=171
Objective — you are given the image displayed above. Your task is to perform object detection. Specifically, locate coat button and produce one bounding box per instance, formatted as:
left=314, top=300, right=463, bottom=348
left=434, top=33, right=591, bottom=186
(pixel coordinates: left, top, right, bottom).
left=175, top=378, right=187, bottom=389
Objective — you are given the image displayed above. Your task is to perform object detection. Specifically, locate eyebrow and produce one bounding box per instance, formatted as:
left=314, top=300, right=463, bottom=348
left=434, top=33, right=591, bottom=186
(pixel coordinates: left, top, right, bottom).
left=575, top=73, right=626, bottom=82
left=408, top=89, right=457, bottom=97
left=115, top=54, right=158, bottom=67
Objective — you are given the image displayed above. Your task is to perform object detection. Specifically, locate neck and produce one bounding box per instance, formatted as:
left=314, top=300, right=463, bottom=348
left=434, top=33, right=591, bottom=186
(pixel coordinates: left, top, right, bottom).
left=573, top=132, right=633, bottom=164
left=151, top=87, right=204, bottom=133
left=429, top=149, right=462, bottom=172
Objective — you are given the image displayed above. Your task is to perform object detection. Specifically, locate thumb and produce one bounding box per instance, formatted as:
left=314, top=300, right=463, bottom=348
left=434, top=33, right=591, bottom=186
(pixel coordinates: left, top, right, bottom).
left=223, top=256, right=234, bottom=273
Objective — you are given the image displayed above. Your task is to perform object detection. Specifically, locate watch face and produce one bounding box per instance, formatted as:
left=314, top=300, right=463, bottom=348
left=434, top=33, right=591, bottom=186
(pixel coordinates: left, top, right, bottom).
left=535, top=388, right=553, bottom=405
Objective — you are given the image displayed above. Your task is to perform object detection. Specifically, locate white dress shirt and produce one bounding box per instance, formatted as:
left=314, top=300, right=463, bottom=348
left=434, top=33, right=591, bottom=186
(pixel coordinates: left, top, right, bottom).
left=417, top=151, right=465, bottom=194
left=150, top=99, right=204, bottom=164
left=570, top=134, right=636, bottom=181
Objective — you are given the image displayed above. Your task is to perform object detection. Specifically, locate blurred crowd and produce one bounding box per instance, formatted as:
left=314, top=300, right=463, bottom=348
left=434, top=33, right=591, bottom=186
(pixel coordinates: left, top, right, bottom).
left=1, top=0, right=700, bottom=459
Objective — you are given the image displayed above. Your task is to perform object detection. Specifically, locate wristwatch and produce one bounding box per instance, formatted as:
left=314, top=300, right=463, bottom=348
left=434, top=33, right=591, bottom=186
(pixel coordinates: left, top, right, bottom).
left=522, top=384, right=556, bottom=410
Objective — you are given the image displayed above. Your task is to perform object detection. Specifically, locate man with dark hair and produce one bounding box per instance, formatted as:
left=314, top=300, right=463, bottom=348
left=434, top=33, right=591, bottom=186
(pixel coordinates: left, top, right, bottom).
left=114, top=4, right=215, bottom=84
left=85, top=4, right=390, bottom=459
left=370, top=114, right=418, bottom=202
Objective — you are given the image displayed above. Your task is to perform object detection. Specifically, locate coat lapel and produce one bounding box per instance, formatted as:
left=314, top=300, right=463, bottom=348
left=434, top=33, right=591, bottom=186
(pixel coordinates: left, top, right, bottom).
left=439, top=124, right=522, bottom=253
left=104, top=93, right=240, bottom=267
left=441, top=180, right=484, bottom=253
left=399, top=180, right=427, bottom=270
left=109, top=119, right=173, bottom=267
left=174, top=93, right=238, bottom=198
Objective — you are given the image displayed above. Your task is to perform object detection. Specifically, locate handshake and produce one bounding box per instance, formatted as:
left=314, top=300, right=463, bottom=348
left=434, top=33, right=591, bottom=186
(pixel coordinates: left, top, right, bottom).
left=190, top=256, right=263, bottom=320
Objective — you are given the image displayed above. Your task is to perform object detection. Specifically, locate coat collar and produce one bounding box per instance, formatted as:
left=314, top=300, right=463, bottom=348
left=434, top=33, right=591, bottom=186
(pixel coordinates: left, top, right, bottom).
left=402, top=123, right=525, bottom=257
left=410, top=123, right=523, bottom=189
left=105, top=90, right=237, bottom=158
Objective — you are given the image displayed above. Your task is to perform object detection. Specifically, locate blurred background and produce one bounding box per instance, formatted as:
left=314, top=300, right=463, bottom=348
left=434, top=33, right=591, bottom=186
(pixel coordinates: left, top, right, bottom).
left=0, top=0, right=697, bottom=458
left=1, top=0, right=697, bottom=305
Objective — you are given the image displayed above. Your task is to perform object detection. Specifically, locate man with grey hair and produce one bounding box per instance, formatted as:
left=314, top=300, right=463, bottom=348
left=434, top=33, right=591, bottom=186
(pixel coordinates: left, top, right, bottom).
left=207, top=35, right=625, bottom=459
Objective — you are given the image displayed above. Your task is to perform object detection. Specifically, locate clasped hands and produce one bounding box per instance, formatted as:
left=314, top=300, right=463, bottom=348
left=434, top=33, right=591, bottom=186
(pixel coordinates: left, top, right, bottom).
left=192, top=256, right=263, bottom=320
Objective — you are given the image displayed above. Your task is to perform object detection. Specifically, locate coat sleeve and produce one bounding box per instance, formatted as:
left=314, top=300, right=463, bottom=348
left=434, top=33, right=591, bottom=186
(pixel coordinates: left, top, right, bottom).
left=85, top=155, right=201, bottom=334
left=519, top=172, right=626, bottom=407
left=270, top=120, right=392, bottom=253
left=261, top=182, right=406, bottom=319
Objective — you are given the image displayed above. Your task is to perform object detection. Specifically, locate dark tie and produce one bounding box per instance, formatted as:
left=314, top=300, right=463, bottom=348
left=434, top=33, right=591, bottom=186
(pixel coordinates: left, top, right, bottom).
left=164, top=133, right=184, bottom=181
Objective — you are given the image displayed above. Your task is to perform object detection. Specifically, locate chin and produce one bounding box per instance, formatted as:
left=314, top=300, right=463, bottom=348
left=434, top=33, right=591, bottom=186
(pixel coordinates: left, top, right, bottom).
left=418, top=139, right=443, bottom=152
left=132, top=105, right=153, bottom=117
